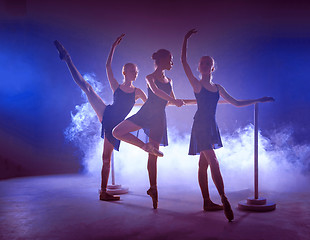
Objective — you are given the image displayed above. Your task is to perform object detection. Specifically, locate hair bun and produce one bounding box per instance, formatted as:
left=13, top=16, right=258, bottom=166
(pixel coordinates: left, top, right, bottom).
left=151, top=49, right=171, bottom=65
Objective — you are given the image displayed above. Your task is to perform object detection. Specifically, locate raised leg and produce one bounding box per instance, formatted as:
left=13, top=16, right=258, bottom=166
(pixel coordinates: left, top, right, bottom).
left=113, top=120, right=163, bottom=157
left=54, top=40, right=106, bottom=122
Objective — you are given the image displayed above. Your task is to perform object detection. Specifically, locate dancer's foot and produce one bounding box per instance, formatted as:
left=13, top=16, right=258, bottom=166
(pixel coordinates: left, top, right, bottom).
left=221, top=195, right=234, bottom=222
left=204, top=199, right=224, bottom=211
left=142, top=142, right=164, bottom=157
left=54, top=40, right=70, bottom=61
left=99, top=190, right=120, bottom=201
left=147, top=187, right=158, bottom=209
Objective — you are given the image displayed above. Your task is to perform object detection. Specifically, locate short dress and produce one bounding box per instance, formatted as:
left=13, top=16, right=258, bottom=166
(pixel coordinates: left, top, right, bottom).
left=188, top=85, right=223, bottom=155
left=127, top=79, right=172, bottom=146
left=101, top=86, right=136, bottom=151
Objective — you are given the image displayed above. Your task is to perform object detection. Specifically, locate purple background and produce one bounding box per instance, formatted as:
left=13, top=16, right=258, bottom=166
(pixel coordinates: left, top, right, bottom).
left=1, top=0, right=309, bottom=177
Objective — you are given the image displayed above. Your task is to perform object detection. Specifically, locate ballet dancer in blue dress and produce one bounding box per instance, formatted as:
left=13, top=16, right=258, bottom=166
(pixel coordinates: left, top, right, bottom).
left=113, top=49, right=184, bottom=209
left=54, top=34, right=147, bottom=201
left=182, top=29, right=274, bottom=221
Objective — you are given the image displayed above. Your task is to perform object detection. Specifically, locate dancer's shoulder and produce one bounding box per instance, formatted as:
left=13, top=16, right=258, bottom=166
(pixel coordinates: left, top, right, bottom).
left=215, top=84, right=224, bottom=91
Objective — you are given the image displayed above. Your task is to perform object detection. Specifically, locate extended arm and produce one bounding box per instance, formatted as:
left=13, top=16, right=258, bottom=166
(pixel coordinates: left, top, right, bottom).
left=147, top=76, right=184, bottom=107
left=181, top=29, right=200, bottom=91
left=106, top=34, right=125, bottom=92
left=166, top=89, right=184, bottom=107
left=218, top=84, right=274, bottom=107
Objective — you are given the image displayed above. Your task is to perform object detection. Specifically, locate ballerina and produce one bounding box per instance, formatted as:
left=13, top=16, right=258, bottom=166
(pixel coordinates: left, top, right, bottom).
left=54, top=34, right=147, bottom=201
left=182, top=29, right=274, bottom=221
left=113, top=49, right=184, bottom=208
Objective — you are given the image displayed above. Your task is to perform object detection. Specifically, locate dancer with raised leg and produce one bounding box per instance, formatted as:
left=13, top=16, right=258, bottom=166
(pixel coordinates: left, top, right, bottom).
left=113, top=49, right=184, bottom=209
left=54, top=34, right=147, bottom=201
left=182, top=29, right=274, bottom=221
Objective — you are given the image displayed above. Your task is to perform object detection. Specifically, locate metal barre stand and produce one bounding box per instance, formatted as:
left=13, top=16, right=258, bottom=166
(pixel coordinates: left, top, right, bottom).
left=107, top=152, right=129, bottom=195
left=238, top=103, right=276, bottom=211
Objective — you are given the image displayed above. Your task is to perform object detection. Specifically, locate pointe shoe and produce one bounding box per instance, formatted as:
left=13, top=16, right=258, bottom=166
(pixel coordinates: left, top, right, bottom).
left=147, top=187, right=158, bottom=209
left=99, top=190, right=120, bottom=201
left=203, top=199, right=224, bottom=211
left=142, top=142, right=164, bottom=157
left=221, top=195, right=234, bottom=222
left=54, top=40, right=70, bottom=60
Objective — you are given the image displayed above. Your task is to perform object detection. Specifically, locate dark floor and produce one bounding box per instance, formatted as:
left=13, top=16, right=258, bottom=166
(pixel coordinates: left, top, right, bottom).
left=0, top=174, right=309, bottom=240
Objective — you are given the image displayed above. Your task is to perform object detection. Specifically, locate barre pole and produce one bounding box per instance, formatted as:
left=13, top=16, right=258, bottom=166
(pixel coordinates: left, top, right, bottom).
left=254, top=103, right=258, bottom=199
left=107, top=151, right=129, bottom=195
left=238, top=103, right=276, bottom=211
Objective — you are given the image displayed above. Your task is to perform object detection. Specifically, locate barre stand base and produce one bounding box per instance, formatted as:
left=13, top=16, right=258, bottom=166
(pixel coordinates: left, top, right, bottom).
left=107, top=184, right=129, bottom=195
left=238, top=197, right=276, bottom=212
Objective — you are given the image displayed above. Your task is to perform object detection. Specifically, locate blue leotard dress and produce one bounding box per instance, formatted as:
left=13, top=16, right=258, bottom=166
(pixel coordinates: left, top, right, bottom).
left=101, top=86, right=135, bottom=151
left=127, top=79, right=172, bottom=146
left=189, top=84, right=223, bottom=155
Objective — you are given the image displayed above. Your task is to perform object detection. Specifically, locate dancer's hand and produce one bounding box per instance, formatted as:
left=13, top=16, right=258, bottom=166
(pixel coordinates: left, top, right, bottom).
left=258, top=97, right=275, bottom=103
left=173, top=99, right=185, bottom=107
left=185, top=29, right=197, bottom=39
left=112, top=33, right=125, bottom=48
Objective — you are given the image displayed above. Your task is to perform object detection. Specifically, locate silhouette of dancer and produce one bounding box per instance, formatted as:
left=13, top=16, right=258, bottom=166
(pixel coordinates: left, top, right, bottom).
left=182, top=29, right=274, bottom=221
left=54, top=34, right=147, bottom=201
left=113, top=49, right=184, bottom=208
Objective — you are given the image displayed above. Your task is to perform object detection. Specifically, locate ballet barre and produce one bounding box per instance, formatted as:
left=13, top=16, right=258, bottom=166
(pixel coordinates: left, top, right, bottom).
left=134, top=99, right=229, bottom=106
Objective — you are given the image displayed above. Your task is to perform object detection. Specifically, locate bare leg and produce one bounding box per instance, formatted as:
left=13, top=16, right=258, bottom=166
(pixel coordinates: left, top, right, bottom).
left=147, top=154, right=158, bottom=189
left=201, top=150, right=225, bottom=196
left=99, top=138, right=120, bottom=201
left=146, top=138, right=159, bottom=209
left=113, top=120, right=163, bottom=157
left=113, top=120, right=144, bottom=148
left=198, top=153, right=210, bottom=200
left=199, top=152, right=223, bottom=211
left=201, top=149, right=234, bottom=221
left=147, top=139, right=159, bottom=188
left=101, top=138, right=114, bottom=191
left=55, top=41, right=106, bottom=122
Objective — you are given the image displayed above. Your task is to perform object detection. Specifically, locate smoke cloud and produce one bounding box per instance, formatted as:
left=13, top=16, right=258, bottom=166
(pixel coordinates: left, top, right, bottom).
left=65, top=75, right=310, bottom=193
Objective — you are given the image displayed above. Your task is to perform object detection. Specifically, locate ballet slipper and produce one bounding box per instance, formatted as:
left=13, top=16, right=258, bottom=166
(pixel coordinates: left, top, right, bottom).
left=203, top=199, right=224, bottom=211
left=221, top=195, right=234, bottom=222
left=142, top=142, right=164, bottom=157
left=54, top=40, right=70, bottom=61
left=99, top=190, right=120, bottom=201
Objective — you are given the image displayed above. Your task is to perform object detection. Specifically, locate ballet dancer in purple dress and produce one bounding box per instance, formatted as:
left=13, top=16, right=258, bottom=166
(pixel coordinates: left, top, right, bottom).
left=182, top=29, right=274, bottom=221
left=113, top=49, right=184, bottom=209
left=54, top=34, right=147, bottom=201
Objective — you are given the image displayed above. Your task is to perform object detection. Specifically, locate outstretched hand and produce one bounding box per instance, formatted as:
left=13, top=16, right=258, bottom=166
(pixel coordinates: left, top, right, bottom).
left=185, top=29, right=197, bottom=39
left=259, top=97, right=275, bottom=103
left=112, top=33, right=125, bottom=47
